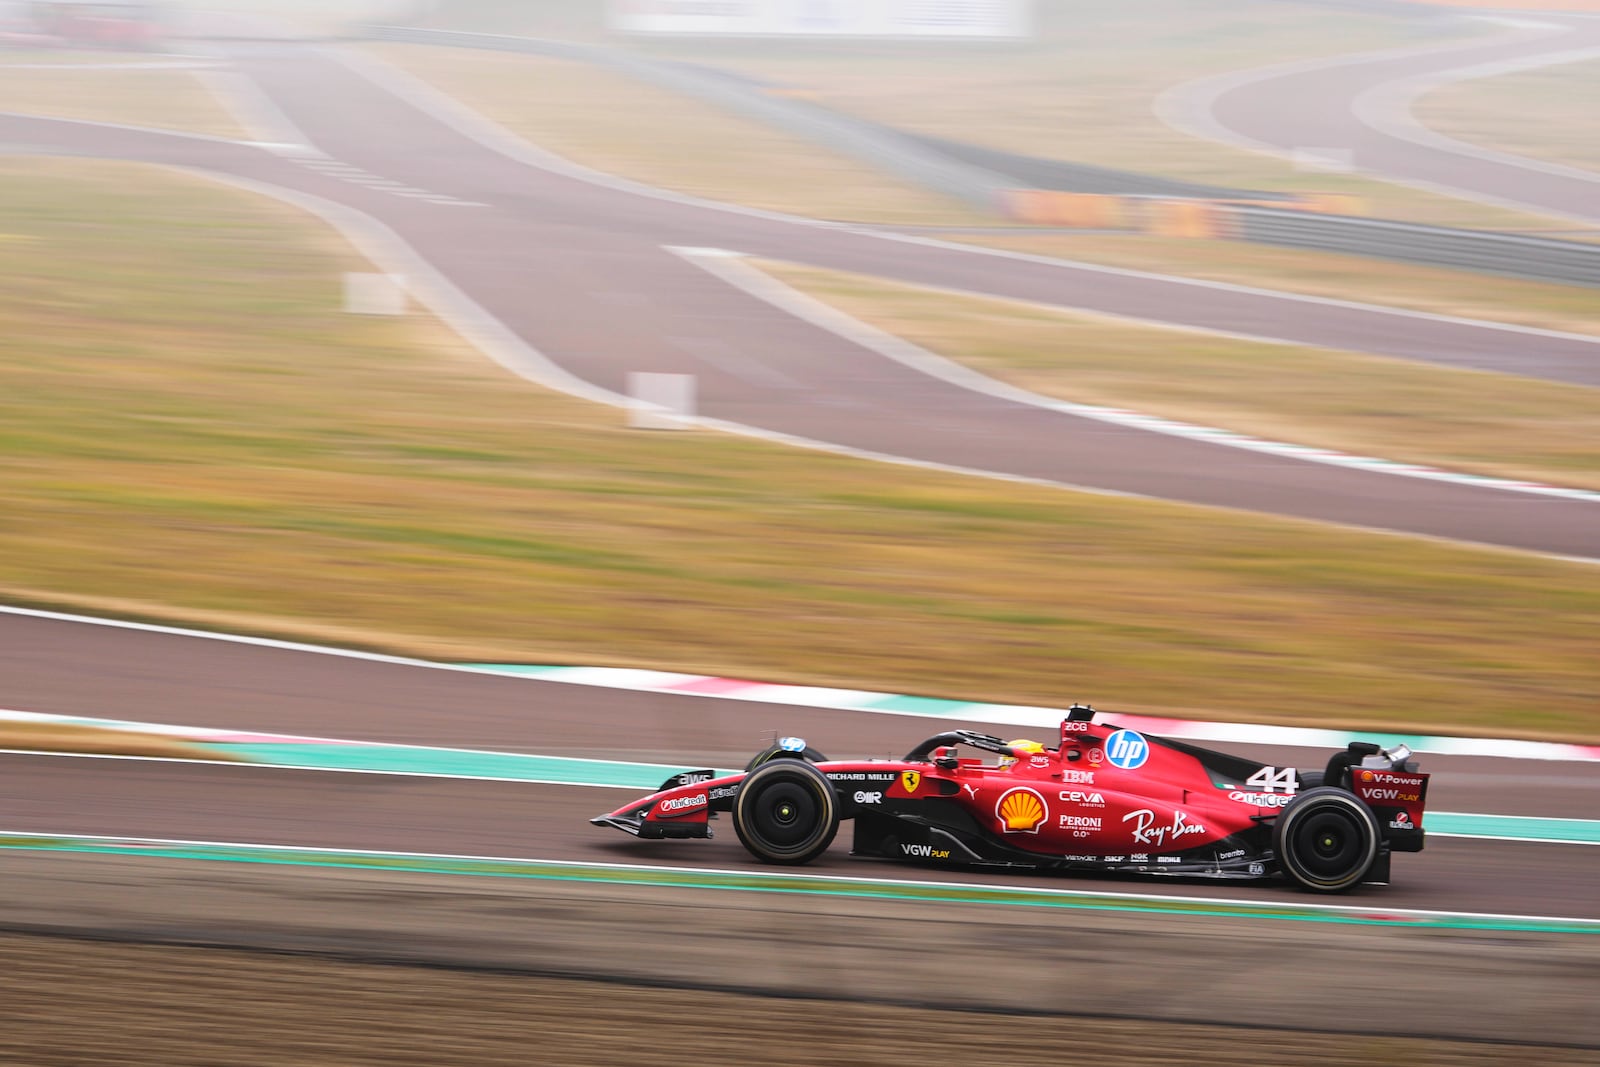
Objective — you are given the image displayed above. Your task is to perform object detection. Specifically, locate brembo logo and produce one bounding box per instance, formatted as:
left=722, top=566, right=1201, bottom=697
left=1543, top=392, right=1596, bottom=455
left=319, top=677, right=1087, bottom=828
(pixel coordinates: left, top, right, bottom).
left=995, top=787, right=1048, bottom=834
left=658, top=794, right=707, bottom=817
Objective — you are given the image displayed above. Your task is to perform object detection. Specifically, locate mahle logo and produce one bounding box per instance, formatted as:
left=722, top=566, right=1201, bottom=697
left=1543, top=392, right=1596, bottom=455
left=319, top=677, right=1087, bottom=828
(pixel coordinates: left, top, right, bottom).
left=995, top=787, right=1047, bottom=834
left=1104, top=729, right=1149, bottom=770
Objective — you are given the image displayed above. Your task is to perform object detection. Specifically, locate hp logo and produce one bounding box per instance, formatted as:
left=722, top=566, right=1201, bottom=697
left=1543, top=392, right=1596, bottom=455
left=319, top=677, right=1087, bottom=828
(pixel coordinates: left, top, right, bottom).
left=1104, top=729, right=1149, bottom=770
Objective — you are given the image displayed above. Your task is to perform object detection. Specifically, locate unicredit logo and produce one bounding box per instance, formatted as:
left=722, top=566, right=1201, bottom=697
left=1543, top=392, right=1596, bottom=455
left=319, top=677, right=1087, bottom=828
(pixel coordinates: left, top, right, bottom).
left=658, top=794, right=707, bottom=816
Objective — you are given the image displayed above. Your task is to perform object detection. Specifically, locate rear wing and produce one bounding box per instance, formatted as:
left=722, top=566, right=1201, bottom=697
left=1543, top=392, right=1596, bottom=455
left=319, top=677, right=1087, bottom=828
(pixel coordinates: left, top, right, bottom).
left=1320, top=741, right=1429, bottom=851
left=1352, top=766, right=1429, bottom=851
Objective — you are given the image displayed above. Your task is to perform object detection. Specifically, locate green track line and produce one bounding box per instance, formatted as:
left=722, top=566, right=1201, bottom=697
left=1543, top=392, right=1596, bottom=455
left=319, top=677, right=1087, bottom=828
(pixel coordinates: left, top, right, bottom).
left=174, top=746, right=1600, bottom=847
left=2, top=832, right=1596, bottom=934
left=8, top=730, right=1599, bottom=845
left=218, top=742, right=707, bottom=790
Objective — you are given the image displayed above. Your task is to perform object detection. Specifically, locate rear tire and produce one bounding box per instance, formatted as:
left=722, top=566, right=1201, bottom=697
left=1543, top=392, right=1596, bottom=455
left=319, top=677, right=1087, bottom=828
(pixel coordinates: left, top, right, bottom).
left=732, top=759, right=839, bottom=865
left=1274, top=786, right=1380, bottom=893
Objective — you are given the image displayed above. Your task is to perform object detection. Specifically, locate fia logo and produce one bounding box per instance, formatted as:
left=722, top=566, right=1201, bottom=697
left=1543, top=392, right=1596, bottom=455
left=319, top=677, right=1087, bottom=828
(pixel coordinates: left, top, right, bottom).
left=1104, top=729, right=1149, bottom=770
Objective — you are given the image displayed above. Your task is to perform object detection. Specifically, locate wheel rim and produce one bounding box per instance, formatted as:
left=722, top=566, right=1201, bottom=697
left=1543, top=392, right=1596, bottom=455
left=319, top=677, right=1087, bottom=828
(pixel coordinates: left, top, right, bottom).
left=1291, top=808, right=1365, bottom=881
left=750, top=781, right=820, bottom=851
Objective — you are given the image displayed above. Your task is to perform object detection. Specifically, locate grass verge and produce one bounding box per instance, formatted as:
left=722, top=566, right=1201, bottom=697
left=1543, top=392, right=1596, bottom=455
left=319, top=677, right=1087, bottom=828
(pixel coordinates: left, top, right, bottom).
left=392, top=0, right=1583, bottom=233
left=0, top=723, right=243, bottom=761
left=1416, top=56, right=1600, bottom=177
left=933, top=231, right=1600, bottom=337
left=363, top=44, right=985, bottom=226
left=359, top=31, right=1600, bottom=331
left=0, top=63, right=246, bottom=139
left=3, top=158, right=1599, bottom=740
left=757, top=260, right=1600, bottom=490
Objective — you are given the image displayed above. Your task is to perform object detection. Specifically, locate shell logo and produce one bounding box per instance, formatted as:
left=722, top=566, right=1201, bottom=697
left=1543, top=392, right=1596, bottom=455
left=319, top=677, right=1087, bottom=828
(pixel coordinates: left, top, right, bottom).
left=996, top=787, right=1048, bottom=834
left=1360, top=770, right=1374, bottom=783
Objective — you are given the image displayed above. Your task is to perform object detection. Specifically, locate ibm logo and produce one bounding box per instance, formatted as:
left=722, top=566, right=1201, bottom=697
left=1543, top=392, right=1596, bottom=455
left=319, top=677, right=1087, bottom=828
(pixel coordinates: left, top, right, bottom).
left=1105, top=729, right=1149, bottom=770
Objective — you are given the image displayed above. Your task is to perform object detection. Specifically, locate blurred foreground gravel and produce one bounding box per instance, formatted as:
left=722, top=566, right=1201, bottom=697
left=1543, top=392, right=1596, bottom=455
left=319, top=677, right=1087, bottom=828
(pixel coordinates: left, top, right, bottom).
left=2, top=933, right=1594, bottom=1067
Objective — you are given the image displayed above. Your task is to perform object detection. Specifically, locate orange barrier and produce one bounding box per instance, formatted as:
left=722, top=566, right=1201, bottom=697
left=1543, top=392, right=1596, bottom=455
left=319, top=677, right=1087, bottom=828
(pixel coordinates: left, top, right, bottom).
left=1001, top=190, right=1130, bottom=228
left=1001, top=189, right=1359, bottom=234
left=1144, top=199, right=1238, bottom=239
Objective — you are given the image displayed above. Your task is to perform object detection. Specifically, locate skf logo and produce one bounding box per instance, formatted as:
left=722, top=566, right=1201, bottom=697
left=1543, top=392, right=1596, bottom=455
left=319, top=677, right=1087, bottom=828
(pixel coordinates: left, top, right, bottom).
left=900, top=770, right=921, bottom=795
left=995, top=787, right=1047, bottom=834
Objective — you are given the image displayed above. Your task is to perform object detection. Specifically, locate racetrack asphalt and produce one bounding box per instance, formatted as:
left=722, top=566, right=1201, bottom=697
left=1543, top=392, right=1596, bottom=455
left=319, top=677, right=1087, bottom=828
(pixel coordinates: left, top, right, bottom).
left=1161, top=11, right=1600, bottom=226
left=3, top=612, right=1596, bottom=922
left=2, top=40, right=1598, bottom=559
left=5, top=31, right=1600, bottom=1046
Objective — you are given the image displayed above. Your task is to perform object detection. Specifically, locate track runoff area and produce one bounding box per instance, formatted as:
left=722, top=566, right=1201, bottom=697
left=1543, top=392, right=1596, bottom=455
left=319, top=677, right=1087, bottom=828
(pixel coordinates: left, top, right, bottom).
left=2, top=607, right=1596, bottom=932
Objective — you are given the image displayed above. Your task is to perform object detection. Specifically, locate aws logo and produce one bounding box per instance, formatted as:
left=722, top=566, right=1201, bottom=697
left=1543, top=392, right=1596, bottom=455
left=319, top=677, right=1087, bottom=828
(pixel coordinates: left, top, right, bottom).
left=995, top=787, right=1048, bottom=834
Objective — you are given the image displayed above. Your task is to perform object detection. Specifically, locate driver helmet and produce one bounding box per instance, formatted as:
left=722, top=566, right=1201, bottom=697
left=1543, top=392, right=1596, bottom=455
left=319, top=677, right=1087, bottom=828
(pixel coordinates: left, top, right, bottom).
left=999, top=739, right=1046, bottom=769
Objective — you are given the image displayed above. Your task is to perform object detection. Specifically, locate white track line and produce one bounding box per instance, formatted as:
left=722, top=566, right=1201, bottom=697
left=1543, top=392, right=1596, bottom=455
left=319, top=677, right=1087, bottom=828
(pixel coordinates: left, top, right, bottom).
left=5, top=829, right=1595, bottom=926
left=335, top=43, right=1600, bottom=347
left=1154, top=16, right=1600, bottom=228
left=1351, top=44, right=1600, bottom=220
left=673, top=247, right=1600, bottom=504
left=5, top=605, right=1598, bottom=762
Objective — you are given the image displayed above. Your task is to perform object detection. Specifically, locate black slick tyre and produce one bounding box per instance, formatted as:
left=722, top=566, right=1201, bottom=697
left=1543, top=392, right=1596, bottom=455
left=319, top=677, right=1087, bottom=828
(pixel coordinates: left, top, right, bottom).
left=745, top=743, right=829, bottom=772
left=1273, top=786, right=1381, bottom=893
left=732, top=758, right=840, bottom=865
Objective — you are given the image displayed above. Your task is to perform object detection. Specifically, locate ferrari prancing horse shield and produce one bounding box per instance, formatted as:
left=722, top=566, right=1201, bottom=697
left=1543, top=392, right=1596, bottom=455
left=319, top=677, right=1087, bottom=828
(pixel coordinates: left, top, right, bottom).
left=900, top=770, right=921, bottom=794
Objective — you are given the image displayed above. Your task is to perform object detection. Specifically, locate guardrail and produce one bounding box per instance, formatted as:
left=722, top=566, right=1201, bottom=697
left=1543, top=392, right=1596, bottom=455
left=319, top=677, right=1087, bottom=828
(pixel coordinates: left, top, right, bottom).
left=367, top=25, right=1600, bottom=288
left=1232, top=208, right=1600, bottom=287
left=366, top=25, right=1014, bottom=210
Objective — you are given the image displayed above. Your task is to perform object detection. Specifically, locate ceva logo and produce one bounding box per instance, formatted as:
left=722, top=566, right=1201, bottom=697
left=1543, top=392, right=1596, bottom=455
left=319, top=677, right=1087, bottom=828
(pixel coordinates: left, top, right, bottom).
left=995, top=787, right=1047, bottom=834
left=1104, top=729, right=1149, bottom=771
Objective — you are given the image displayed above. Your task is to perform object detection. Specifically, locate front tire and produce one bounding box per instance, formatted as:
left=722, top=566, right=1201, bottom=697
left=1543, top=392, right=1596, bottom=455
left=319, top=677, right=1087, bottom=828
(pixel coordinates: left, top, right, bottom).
left=732, top=759, right=839, bottom=865
left=1274, top=786, right=1380, bottom=893
left=745, top=742, right=829, bottom=772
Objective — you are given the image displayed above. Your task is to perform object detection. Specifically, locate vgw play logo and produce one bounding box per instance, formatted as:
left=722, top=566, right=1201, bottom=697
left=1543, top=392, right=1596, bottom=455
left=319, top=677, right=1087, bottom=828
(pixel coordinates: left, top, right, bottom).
left=1104, top=729, right=1149, bottom=770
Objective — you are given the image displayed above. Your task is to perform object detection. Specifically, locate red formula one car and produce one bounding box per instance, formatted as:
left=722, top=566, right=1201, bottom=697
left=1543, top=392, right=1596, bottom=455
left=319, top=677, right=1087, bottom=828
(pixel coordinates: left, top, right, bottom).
left=592, top=705, right=1429, bottom=892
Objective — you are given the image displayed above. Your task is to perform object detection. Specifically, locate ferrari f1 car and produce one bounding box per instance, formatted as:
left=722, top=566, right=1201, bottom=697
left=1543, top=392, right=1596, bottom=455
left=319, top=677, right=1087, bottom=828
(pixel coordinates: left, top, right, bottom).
left=592, top=705, right=1429, bottom=892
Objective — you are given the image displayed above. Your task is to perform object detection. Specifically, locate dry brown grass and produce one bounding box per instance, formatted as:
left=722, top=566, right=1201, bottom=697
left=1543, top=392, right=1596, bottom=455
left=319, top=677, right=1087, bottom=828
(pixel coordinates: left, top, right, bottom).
left=759, top=260, right=1600, bottom=490
left=365, top=44, right=988, bottom=226
left=0, top=723, right=243, bottom=761
left=3, top=156, right=1599, bottom=740
left=1416, top=56, right=1600, bottom=177
left=393, top=0, right=1584, bottom=233
left=939, top=231, right=1600, bottom=336
left=0, top=65, right=246, bottom=139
